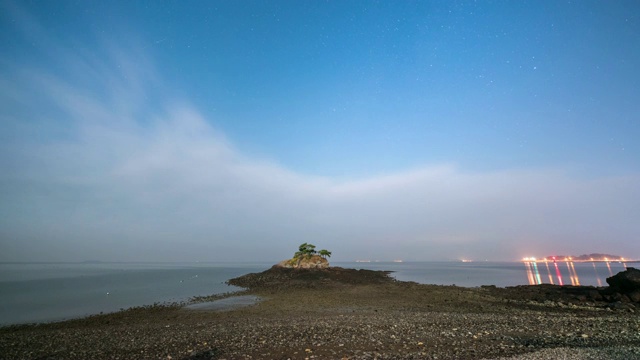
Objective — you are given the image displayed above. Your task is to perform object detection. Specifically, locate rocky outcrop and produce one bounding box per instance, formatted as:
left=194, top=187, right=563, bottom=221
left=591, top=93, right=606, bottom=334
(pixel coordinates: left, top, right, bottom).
left=274, top=255, right=329, bottom=269
left=606, top=267, right=640, bottom=292
left=227, top=266, right=395, bottom=290
left=602, top=267, right=640, bottom=304
left=487, top=268, right=640, bottom=311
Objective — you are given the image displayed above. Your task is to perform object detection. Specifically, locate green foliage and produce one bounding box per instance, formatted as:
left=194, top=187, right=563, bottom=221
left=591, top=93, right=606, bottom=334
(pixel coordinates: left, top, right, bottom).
left=296, top=242, right=317, bottom=259
left=293, top=243, right=331, bottom=260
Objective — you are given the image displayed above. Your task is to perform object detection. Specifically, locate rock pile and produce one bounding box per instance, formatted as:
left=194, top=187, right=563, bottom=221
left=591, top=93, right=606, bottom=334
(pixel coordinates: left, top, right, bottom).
left=478, top=268, right=640, bottom=312
left=604, top=267, right=640, bottom=303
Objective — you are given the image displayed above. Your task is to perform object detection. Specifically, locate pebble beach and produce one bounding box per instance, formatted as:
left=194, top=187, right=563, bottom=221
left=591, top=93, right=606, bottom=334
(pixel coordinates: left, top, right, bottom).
left=1, top=266, right=639, bottom=359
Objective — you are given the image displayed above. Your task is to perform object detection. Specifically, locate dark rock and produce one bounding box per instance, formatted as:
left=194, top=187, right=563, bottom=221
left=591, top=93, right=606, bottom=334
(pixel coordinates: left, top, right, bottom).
left=227, top=266, right=395, bottom=290
left=606, top=301, right=634, bottom=311
left=628, top=290, right=640, bottom=303
left=587, top=290, right=602, bottom=301
left=606, top=267, right=640, bottom=292
left=602, top=292, right=623, bottom=302
left=599, top=286, right=618, bottom=295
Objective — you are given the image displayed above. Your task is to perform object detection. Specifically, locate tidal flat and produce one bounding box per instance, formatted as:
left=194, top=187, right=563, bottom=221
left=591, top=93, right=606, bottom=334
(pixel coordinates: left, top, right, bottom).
left=1, top=267, right=639, bottom=359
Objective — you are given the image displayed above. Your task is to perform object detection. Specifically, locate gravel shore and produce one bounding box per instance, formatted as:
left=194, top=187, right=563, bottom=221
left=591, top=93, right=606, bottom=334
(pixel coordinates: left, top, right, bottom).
left=1, top=267, right=639, bottom=359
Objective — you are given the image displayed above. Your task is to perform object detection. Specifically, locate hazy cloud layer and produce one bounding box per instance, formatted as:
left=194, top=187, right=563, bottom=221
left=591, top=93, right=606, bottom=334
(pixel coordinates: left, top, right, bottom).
left=1, top=38, right=639, bottom=262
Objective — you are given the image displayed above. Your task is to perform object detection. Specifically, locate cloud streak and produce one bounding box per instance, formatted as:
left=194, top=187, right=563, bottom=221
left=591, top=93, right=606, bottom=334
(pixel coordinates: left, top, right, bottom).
left=1, top=33, right=638, bottom=262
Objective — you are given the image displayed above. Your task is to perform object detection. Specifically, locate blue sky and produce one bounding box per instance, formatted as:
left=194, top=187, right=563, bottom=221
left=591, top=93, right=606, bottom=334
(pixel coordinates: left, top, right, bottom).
left=1, top=0, right=639, bottom=262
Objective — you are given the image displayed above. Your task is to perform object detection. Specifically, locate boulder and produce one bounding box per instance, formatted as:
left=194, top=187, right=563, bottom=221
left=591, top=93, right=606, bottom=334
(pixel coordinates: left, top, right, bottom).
left=606, top=267, right=640, bottom=292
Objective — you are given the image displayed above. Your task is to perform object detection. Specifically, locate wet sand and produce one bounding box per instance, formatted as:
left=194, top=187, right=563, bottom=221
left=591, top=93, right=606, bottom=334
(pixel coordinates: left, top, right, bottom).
left=1, top=267, right=639, bottom=359
left=184, top=295, right=263, bottom=312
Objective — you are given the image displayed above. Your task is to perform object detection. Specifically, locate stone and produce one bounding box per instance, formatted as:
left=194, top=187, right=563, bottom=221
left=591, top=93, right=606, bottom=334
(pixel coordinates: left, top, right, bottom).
left=628, top=290, right=640, bottom=303
left=587, top=290, right=602, bottom=301
left=608, top=293, right=623, bottom=302
left=606, top=267, right=640, bottom=292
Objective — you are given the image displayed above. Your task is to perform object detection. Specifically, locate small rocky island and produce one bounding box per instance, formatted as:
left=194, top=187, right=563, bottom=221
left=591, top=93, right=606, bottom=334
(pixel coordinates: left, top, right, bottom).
left=1, top=245, right=639, bottom=360
left=274, top=242, right=332, bottom=269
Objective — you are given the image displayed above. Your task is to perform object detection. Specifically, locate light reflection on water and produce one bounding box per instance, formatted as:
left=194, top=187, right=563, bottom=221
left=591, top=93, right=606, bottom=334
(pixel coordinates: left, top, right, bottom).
left=336, top=261, right=546, bottom=287
left=522, top=260, right=628, bottom=286
left=336, top=260, right=628, bottom=288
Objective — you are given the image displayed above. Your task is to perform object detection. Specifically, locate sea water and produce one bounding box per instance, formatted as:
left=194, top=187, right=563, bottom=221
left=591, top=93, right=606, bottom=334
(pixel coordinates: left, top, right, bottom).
left=0, top=261, right=630, bottom=326
left=339, top=261, right=629, bottom=288
left=0, top=262, right=269, bottom=326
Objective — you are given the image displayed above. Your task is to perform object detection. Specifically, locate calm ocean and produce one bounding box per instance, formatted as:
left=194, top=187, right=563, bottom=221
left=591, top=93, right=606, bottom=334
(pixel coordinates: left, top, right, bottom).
left=0, top=261, right=628, bottom=326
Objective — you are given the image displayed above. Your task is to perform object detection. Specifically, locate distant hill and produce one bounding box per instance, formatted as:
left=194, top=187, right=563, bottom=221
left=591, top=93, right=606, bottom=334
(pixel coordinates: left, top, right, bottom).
left=544, top=253, right=624, bottom=261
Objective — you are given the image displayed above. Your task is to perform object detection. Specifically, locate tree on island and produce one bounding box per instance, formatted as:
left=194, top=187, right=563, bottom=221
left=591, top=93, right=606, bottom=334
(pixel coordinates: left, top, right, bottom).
left=294, top=243, right=332, bottom=260
left=295, top=242, right=317, bottom=259
left=283, top=243, right=332, bottom=268
left=319, top=249, right=332, bottom=259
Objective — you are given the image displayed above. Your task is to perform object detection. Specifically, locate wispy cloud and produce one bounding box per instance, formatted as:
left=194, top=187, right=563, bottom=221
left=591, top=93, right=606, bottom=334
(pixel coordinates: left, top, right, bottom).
left=1, top=11, right=638, bottom=262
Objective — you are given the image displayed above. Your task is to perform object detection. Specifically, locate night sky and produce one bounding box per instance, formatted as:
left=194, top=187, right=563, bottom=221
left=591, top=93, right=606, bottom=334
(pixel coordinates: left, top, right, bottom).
left=1, top=1, right=638, bottom=262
